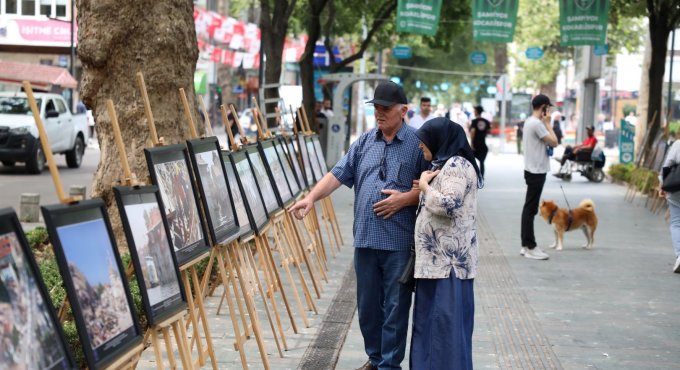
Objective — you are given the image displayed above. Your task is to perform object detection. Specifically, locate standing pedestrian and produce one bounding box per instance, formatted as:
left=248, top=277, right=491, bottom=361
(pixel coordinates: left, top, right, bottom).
left=290, top=81, right=428, bottom=370
left=410, top=118, right=483, bottom=370
left=659, top=138, right=680, bottom=273
left=408, top=97, right=435, bottom=130
left=470, top=105, right=490, bottom=176
left=520, top=94, right=558, bottom=260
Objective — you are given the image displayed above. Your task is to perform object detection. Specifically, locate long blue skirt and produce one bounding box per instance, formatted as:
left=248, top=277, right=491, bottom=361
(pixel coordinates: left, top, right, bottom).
left=409, top=274, right=474, bottom=370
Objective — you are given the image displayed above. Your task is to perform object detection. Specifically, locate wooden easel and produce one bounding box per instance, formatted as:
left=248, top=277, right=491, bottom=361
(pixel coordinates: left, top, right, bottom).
left=25, top=81, right=146, bottom=370
left=251, top=106, right=318, bottom=320
left=136, top=73, right=218, bottom=370
left=107, top=99, right=194, bottom=370
left=299, top=106, right=343, bottom=254
left=227, top=105, right=299, bottom=354
left=181, top=88, right=271, bottom=370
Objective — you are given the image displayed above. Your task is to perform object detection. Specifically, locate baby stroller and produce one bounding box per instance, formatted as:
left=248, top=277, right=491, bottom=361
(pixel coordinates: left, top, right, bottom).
left=554, top=147, right=606, bottom=182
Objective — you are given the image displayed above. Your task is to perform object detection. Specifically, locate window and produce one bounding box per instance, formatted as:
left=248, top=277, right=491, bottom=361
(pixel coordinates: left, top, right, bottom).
left=45, top=100, right=56, bottom=114
left=5, top=0, right=18, bottom=14
left=39, top=0, right=52, bottom=16
left=55, top=98, right=67, bottom=114
left=55, top=0, right=65, bottom=17
left=21, top=0, right=36, bottom=15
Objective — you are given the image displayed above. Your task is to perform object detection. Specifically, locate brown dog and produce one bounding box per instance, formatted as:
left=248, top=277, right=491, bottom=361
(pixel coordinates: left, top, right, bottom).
left=539, top=199, right=598, bottom=250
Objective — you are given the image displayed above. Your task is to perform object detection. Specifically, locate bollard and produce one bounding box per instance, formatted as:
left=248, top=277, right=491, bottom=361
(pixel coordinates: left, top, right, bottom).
left=69, top=185, right=87, bottom=200
left=19, top=193, right=40, bottom=223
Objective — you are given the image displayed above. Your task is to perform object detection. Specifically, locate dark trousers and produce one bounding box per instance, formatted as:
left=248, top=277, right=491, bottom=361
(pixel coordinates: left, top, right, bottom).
left=521, top=171, right=546, bottom=249
left=474, top=147, right=488, bottom=176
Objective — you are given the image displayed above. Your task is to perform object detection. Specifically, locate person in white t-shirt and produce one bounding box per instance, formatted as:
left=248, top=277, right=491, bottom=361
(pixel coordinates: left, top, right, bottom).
left=520, top=94, right=558, bottom=261
left=408, top=97, right=435, bottom=130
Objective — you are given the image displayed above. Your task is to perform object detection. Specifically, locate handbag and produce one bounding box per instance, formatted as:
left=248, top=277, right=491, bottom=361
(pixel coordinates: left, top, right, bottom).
left=662, top=164, right=680, bottom=193
left=398, top=244, right=416, bottom=292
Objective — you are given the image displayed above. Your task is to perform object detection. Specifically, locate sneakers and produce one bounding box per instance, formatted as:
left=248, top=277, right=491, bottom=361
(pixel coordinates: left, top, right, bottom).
left=524, top=246, right=549, bottom=260
left=674, top=257, right=680, bottom=273
left=520, top=247, right=527, bottom=256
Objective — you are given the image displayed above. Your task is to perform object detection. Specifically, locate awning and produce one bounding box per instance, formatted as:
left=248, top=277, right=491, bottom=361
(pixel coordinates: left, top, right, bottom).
left=194, top=71, right=207, bottom=94
left=0, top=61, right=77, bottom=90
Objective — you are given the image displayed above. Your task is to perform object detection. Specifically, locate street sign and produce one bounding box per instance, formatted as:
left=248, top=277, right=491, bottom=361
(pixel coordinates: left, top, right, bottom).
left=470, top=51, right=487, bottom=65
left=392, top=46, right=412, bottom=59
left=594, top=44, right=609, bottom=56
left=619, top=118, right=635, bottom=164
left=525, top=47, right=544, bottom=60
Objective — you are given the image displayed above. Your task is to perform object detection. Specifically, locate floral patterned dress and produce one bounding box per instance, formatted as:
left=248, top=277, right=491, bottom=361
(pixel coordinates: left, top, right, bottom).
left=414, top=156, right=479, bottom=280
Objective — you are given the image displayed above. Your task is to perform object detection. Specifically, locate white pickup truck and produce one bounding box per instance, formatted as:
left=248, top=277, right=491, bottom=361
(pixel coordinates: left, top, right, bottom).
left=0, top=92, right=88, bottom=174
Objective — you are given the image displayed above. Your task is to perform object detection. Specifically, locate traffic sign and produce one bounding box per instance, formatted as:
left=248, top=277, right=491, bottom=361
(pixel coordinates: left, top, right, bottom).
left=594, top=44, right=609, bottom=56
left=392, top=46, right=413, bottom=59
left=469, top=51, right=487, bottom=65
left=525, top=47, right=544, bottom=60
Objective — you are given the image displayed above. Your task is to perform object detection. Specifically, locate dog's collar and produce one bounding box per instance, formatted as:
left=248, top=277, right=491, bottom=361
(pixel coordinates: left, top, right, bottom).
left=548, top=208, right=558, bottom=224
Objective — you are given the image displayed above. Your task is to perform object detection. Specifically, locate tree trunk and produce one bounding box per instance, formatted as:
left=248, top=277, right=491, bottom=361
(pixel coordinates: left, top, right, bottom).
left=635, top=33, right=651, bottom=157
left=259, top=0, right=296, bottom=128
left=300, top=0, right=328, bottom=133
left=494, top=44, right=508, bottom=75
left=640, top=18, right=670, bottom=166
left=539, top=79, right=557, bottom=101
left=78, top=0, right=199, bottom=246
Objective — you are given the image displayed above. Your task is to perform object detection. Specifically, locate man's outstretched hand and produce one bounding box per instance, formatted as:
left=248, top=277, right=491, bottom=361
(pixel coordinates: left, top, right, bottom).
left=289, top=197, right=314, bottom=220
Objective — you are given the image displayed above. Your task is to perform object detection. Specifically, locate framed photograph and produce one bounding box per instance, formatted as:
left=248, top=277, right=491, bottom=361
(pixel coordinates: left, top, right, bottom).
left=280, top=136, right=306, bottom=191
left=221, top=151, right=254, bottom=239
left=0, top=208, right=77, bottom=370
left=312, top=135, right=329, bottom=176
left=273, top=137, right=301, bottom=198
left=113, top=186, right=186, bottom=327
left=41, top=200, right=142, bottom=369
left=145, top=145, right=210, bottom=266
left=187, top=138, right=240, bottom=245
left=259, top=139, right=294, bottom=206
left=305, top=136, right=324, bottom=183
left=296, top=133, right=315, bottom=187
left=244, top=144, right=281, bottom=215
left=227, top=150, right=269, bottom=234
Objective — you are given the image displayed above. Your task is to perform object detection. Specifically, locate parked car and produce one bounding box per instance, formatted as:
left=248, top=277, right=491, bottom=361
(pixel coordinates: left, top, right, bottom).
left=0, top=92, right=88, bottom=173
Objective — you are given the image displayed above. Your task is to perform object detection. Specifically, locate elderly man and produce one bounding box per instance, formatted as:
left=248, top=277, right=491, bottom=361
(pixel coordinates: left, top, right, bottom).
left=290, top=81, right=428, bottom=370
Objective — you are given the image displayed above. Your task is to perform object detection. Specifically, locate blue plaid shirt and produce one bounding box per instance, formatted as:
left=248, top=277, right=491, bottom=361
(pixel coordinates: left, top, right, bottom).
left=331, top=123, right=428, bottom=251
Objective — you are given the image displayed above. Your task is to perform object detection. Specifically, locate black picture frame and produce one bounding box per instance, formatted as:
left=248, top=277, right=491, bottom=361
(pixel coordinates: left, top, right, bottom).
left=244, top=143, right=281, bottom=215
left=272, top=137, right=301, bottom=198
left=279, top=135, right=307, bottom=191
left=186, top=138, right=240, bottom=245
left=41, top=199, right=143, bottom=369
left=296, top=133, right=316, bottom=187
left=144, top=145, right=210, bottom=267
left=226, top=150, right=269, bottom=235
left=221, top=151, right=255, bottom=239
left=305, top=136, right=324, bottom=183
left=113, top=186, right=187, bottom=327
left=0, top=208, right=77, bottom=370
left=258, top=139, right=295, bottom=206
left=311, top=135, right=329, bottom=176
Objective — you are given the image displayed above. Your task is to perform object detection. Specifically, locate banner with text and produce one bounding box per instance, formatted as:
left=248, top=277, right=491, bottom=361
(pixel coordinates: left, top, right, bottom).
left=472, top=0, right=519, bottom=43
left=559, top=0, right=610, bottom=46
left=396, top=0, right=443, bottom=36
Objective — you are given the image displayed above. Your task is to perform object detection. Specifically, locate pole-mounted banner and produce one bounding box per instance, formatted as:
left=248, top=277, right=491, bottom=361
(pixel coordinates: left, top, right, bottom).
left=559, top=0, right=610, bottom=46
left=396, top=0, right=442, bottom=37
left=472, top=0, right=519, bottom=43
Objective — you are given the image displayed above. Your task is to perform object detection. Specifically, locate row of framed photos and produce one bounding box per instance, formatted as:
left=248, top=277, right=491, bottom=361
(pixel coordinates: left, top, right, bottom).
left=0, top=133, right=329, bottom=370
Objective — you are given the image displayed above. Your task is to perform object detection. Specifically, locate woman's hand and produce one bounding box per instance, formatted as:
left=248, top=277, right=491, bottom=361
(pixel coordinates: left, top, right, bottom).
left=659, top=187, right=667, bottom=198
left=418, top=170, right=440, bottom=192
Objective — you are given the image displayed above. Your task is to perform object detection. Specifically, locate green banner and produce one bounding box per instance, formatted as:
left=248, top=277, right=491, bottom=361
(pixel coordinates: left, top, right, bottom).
left=472, top=0, right=519, bottom=43
left=396, top=0, right=443, bottom=36
left=559, top=0, right=610, bottom=46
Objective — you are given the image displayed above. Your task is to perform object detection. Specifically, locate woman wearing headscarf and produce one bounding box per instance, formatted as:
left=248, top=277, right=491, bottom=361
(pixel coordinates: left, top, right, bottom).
left=410, top=117, right=483, bottom=370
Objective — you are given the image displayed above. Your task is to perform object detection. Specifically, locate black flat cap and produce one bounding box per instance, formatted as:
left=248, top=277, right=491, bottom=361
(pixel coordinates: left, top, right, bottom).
left=366, top=81, right=408, bottom=106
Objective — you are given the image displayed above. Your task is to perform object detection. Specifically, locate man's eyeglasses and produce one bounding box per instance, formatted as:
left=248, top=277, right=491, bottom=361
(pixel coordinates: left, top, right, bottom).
left=379, top=147, right=387, bottom=181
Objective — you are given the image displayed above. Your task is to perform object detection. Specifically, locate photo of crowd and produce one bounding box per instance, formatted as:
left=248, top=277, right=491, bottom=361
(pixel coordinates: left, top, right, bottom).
left=153, top=159, right=204, bottom=255
left=193, top=150, right=236, bottom=239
